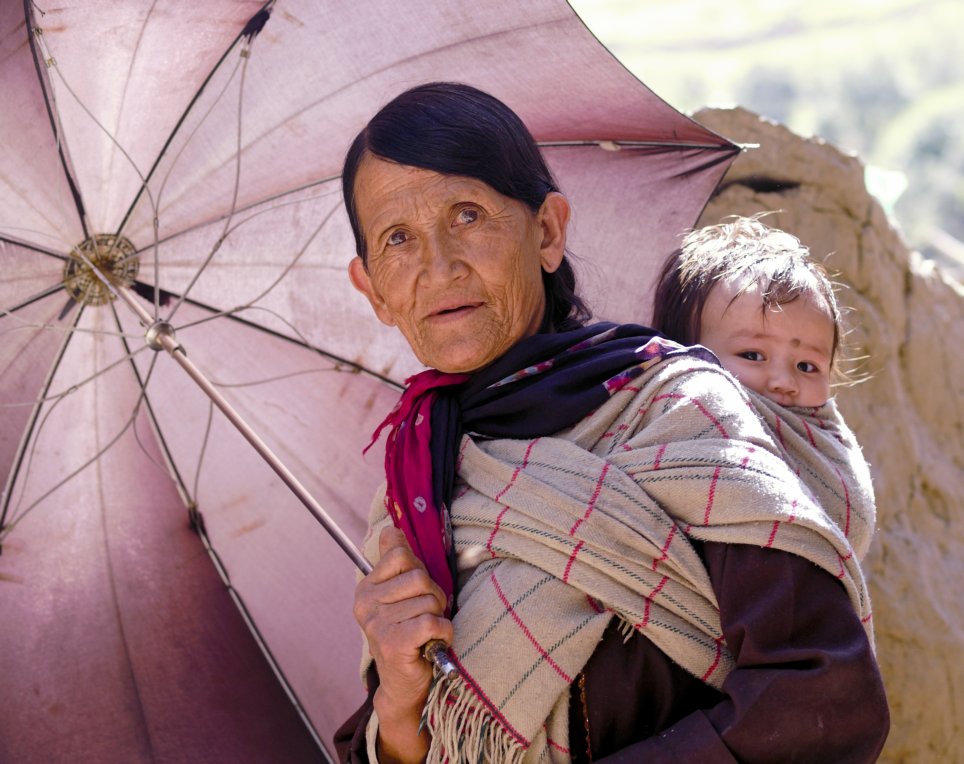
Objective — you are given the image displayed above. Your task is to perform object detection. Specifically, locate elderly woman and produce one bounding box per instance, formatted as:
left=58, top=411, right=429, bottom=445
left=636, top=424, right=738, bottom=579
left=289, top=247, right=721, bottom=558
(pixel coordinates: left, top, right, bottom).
left=334, top=83, right=888, bottom=763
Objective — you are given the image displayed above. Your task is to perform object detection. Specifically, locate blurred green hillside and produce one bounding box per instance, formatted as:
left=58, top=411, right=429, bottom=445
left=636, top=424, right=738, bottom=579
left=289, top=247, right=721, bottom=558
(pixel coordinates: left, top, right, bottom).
left=570, top=0, right=964, bottom=279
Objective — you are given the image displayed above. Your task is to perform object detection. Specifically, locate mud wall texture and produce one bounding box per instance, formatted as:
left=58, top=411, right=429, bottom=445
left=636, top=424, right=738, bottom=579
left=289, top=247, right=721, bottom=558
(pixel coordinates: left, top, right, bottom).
left=690, top=107, right=963, bottom=763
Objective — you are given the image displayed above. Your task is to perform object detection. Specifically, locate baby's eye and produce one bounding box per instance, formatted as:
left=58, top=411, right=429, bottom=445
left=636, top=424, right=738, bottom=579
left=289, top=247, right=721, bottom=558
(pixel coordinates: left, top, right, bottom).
left=738, top=351, right=765, bottom=362
left=454, top=207, right=480, bottom=226
left=386, top=230, right=410, bottom=247
left=797, top=361, right=820, bottom=373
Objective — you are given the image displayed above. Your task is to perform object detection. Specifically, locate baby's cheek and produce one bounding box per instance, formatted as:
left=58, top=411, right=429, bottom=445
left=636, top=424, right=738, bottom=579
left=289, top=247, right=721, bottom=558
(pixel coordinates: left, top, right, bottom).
left=731, top=368, right=763, bottom=395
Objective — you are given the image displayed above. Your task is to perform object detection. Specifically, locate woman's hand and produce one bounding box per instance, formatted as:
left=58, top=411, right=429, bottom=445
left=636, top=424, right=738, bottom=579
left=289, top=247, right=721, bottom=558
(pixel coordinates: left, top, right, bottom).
left=353, top=526, right=454, bottom=763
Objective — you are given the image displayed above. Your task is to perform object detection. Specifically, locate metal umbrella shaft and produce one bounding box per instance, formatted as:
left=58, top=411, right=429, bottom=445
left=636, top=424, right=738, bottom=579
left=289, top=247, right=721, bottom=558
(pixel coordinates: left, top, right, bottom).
left=113, top=284, right=373, bottom=575
left=102, top=272, right=456, bottom=677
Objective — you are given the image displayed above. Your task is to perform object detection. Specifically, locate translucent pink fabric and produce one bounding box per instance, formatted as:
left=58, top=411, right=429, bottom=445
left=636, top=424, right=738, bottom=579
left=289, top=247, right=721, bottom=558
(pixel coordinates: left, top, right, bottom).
left=0, top=1, right=736, bottom=760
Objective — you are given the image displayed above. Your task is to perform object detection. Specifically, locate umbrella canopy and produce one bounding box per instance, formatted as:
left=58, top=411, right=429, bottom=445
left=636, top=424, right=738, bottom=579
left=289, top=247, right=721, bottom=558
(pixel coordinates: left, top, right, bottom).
left=0, top=1, right=738, bottom=760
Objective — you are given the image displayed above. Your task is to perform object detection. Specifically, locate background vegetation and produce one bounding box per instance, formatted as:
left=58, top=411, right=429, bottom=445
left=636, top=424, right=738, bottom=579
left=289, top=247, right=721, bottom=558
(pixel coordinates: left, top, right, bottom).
left=570, top=0, right=964, bottom=280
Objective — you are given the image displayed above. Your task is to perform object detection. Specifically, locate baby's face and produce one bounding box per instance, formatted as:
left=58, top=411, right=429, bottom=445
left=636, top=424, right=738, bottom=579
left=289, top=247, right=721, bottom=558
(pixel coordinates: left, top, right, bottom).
left=698, top=280, right=834, bottom=408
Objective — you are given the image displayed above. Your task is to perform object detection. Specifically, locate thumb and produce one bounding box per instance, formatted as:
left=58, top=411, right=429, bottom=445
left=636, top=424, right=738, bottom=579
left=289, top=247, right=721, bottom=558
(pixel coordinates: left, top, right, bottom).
left=378, top=524, right=411, bottom=558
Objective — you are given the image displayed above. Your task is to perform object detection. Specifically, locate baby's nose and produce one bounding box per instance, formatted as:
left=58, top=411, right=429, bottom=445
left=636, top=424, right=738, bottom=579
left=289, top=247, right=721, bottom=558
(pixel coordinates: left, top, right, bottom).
left=767, top=370, right=798, bottom=395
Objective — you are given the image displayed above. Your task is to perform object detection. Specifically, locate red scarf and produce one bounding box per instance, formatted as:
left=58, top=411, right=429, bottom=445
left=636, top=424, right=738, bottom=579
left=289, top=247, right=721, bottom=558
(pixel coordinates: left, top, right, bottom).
left=366, top=370, right=468, bottom=613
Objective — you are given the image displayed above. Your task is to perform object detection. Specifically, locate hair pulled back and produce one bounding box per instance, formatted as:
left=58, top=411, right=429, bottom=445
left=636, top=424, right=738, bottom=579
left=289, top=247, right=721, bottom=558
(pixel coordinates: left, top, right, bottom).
left=342, top=82, right=589, bottom=332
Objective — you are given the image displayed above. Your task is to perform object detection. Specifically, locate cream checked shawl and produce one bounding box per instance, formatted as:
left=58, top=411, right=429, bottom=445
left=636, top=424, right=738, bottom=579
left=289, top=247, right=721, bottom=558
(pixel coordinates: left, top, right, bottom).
left=362, top=356, right=876, bottom=764
left=747, top=391, right=876, bottom=562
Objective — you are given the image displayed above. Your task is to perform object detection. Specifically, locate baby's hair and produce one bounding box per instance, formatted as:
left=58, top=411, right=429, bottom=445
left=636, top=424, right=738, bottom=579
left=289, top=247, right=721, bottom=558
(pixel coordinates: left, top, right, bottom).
left=652, top=215, right=843, bottom=365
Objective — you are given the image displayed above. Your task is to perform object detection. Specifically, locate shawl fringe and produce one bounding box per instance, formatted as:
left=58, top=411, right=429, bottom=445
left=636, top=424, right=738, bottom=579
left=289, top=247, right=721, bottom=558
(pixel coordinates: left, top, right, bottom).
left=425, top=673, right=526, bottom=764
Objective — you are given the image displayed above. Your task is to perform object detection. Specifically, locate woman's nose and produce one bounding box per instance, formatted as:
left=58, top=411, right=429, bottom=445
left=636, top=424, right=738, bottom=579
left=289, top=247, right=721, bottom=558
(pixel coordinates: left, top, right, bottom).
left=421, top=234, right=466, bottom=280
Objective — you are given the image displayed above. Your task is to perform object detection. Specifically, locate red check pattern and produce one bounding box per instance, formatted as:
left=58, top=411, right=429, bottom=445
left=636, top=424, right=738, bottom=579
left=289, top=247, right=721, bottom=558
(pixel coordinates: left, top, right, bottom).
left=363, top=356, right=875, bottom=764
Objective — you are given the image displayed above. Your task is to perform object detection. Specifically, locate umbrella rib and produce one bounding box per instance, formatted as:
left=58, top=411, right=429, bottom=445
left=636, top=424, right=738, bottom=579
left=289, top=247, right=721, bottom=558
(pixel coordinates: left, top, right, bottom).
left=137, top=53, right=246, bottom=317
left=191, top=401, right=215, bottom=509
left=152, top=11, right=715, bottom=224
left=189, top=514, right=331, bottom=759
left=168, top=196, right=341, bottom=324
left=537, top=139, right=739, bottom=151
left=193, top=13, right=579, bottom=188
left=109, top=0, right=166, bottom=318
left=109, top=304, right=195, bottom=504
left=106, top=306, right=330, bottom=755
left=0, top=234, right=68, bottom=260
left=129, top=373, right=181, bottom=485
left=127, top=179, right=341, bottom=261
left=206, top=366, right=357, bottom=390
left=1, top=284, right=68, bottom=319
left=114, top=1, right=274, bottom=236
left=24, top=1, right=90, bottom=240
left=154, top=196, right=404, bottom=389
left=1, top=291, right=140, bottom=341
left=165, top=49, right=255, bottom=323
left=91, top=380, right=157, bottom=758
left=0, top=342, right=154, bottom=413
left=150, top=55, right=244, bottom=217
left=0, top=304, right=83, bottom=530
left=172, top=300, right=401, bottom=390
left=0, top=348, right=154, bottom=541
left=41, top=54, right=161, bottom=276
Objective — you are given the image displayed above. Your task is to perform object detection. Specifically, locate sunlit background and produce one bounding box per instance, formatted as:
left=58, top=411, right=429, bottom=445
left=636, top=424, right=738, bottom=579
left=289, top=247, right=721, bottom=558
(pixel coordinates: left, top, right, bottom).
left=569, top=0, right=964, bottom=280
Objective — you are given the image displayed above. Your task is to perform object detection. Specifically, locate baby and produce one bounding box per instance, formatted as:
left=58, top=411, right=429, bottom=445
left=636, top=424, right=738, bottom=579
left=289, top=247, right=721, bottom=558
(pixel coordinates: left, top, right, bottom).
left=653, top=216, right=840, bottom=407
left=652, top=215, right=876, bottom=560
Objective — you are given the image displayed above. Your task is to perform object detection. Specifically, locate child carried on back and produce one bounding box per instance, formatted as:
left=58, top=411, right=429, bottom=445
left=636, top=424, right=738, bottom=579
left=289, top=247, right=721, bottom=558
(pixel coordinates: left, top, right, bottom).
left=652, top=215, right=876, bottom=561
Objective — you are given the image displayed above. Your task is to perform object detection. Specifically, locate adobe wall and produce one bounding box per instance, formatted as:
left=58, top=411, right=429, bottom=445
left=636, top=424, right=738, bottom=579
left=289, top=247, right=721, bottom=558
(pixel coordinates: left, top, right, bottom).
left=693, top=107, right=964, bottom=762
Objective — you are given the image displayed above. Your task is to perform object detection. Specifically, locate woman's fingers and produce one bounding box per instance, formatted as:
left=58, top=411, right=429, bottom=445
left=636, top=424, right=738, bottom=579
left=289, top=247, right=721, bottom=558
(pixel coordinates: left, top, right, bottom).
left=354, top=524, right=450, bottom=639
left=365, top=609, right=454, bottom=664
left=354, top=525, right=453, bottom=665
left=365, top=571, right=445, bottom=612
left=354, top=579, right=443, bottom=630
left=364, top=526, right=448, bottom=612
left=352, top=525, right=456, bottom=725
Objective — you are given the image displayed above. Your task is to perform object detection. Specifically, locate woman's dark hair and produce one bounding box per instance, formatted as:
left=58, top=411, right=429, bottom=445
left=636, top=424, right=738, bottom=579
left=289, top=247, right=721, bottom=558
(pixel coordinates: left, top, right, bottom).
left=342, top=82, right=589, bottom=332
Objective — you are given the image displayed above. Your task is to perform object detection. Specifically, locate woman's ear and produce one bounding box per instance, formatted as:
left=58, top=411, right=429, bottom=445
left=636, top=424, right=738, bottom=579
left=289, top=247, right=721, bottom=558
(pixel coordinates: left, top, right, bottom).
left=537, top=192, right=570, bottom=274
left=348, top=256, right=396, bottom=327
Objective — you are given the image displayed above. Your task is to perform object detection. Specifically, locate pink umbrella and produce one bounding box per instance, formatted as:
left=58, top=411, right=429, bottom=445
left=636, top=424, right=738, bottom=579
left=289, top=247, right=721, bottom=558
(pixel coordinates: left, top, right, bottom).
left=0, top=1, right=738, bottom=760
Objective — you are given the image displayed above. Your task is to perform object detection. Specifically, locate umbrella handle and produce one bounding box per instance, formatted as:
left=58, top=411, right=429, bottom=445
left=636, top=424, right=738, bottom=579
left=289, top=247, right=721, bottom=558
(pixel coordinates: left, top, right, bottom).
left=422, top=638, right=458, bottom=678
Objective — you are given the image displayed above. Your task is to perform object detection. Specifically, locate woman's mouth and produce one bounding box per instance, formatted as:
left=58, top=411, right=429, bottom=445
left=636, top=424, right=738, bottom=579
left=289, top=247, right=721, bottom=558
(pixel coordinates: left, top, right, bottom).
left=426, top=302, right=483, bottom=322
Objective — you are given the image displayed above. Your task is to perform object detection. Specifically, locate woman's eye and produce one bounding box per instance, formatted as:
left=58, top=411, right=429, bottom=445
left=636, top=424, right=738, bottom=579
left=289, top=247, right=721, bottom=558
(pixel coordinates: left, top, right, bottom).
left=386, top=230, right=409, bottom=247
left=455, top=207, right=480, bottom=226
left=738, top=351, right=764, bottom=362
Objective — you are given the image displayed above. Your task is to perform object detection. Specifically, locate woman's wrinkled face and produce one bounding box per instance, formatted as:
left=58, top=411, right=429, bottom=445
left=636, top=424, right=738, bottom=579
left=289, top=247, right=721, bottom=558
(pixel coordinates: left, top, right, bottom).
left=698, top=279, right=834, bottom=408
left=348, top=153, right=567, bottom=373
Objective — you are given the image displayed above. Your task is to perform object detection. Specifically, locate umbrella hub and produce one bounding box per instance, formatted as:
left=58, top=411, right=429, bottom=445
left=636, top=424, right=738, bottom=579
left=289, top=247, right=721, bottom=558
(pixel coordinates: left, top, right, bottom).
left=63, top=234, right=139, bottom=306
